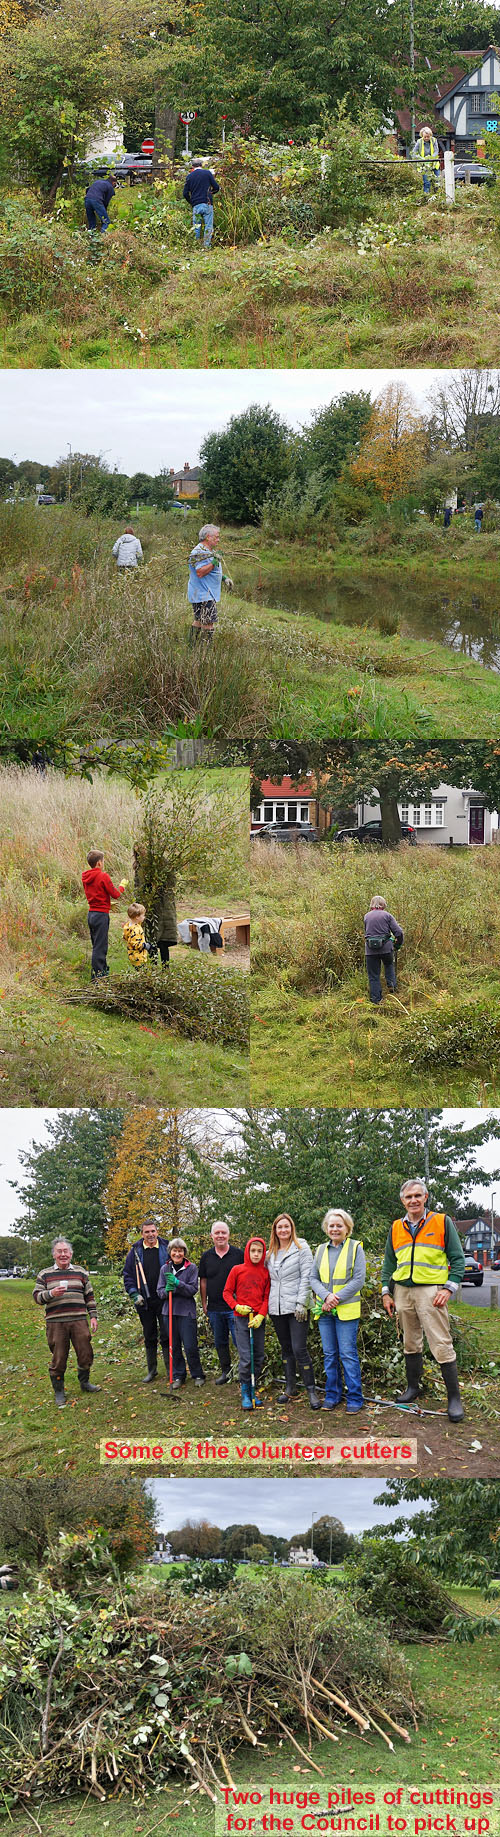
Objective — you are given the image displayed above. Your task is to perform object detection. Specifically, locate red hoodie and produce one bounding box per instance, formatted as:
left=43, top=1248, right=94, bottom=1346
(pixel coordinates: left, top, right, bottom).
left=222, top=1238, right=270, bottom=1316
left=82, top=866, right=124, bottom=913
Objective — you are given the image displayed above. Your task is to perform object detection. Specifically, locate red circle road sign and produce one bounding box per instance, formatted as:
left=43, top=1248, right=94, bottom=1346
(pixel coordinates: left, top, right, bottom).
left=141, top=139, right=154, bottom=153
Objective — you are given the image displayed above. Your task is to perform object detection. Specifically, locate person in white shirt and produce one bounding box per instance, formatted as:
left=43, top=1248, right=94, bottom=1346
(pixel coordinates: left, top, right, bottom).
left=112, top=528, right=144, bottom=569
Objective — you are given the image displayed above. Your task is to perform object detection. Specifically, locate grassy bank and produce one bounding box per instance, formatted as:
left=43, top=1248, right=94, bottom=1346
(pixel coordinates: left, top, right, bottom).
left=250, top=839, right=500, bottom=1104
left=1, top=1280, right=499, bottom=1478
left=0, top=765, right=249, bottom=1104
left=1, top=185, right=500, bottom=367
left=1, top=507, right=500, bottom=744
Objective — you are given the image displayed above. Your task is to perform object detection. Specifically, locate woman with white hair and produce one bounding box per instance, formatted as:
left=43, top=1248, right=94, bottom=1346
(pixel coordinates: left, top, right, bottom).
left=310, top=1210, right=366, bottom=1412
left=187, top=523, right=233, bottom=641
left=364, top=895, right=404, bottom=1005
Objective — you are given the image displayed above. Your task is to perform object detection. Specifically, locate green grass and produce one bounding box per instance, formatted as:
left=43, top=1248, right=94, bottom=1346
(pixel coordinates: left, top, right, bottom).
left=1, top=506, right=500, bottom=744
left=0, top=762, right=249, bottom=1104
left=1, top=1589, right=499, bottom=1836
left=250, top=840, right=500, bottom=1104
left=1, top=1280, right=499, bottom=1478
left=2, top=184, right=500, bottom=367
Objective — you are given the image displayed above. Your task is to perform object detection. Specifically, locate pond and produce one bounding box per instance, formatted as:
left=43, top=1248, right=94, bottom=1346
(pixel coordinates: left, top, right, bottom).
left=236, top=568, right=500, bottom=672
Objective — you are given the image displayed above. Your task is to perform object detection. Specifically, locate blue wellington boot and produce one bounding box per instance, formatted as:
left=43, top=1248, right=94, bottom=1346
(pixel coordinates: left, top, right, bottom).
left=241, top=1382, right=252, bottom=1408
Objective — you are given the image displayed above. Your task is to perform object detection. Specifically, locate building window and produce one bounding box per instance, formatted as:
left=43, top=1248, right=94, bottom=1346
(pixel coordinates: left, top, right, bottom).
left=275, top=804, right=285, bottom=823
left=263, top=803, right=273, bottom=822
left=424, top=804, right=433, bottom=827
left=487, top=93, right=500, bottom=113
left=300, top=804, right=310, bottom=824
left=400, top=804, right=409, bottom=824
left=470, top=93, right=483, bottom=113
left=434, top=802, right=445, bottom=827
left=287, top=803, right=297, bottom=823
left=413, top=805, right=421, bottom=826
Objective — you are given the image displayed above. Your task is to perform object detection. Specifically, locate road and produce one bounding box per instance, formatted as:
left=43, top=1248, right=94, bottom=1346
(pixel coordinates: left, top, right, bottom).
left=460, top=1267, right=500, bottom=1310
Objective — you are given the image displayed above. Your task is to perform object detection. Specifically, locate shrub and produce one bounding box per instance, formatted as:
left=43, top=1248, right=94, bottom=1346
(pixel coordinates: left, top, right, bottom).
left=72, top=962, right=249, bottom=1051
left=402, top=1004, right=500, bottom=1071
left=348, top=1541, right=467, bottom=1640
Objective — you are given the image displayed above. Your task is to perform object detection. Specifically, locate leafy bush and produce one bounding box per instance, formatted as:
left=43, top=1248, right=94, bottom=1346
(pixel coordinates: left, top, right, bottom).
left=402, top=1004, right=500, bottom=1071
left=348, top=1541, right=468, bottom=1640
left=73, top=962, right=249, bottom=1051
left=0, top=199, right=74, bottom=309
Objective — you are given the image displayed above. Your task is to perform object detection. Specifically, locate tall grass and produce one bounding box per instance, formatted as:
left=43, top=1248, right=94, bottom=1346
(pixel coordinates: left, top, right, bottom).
left=0, top=765, right=249, bottom=971
left=251, top=839, right=500, bottom=992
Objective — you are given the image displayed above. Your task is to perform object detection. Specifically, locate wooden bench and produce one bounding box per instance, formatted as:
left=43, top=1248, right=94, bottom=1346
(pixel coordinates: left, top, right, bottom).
left=188, top=915, right=250, bottom=950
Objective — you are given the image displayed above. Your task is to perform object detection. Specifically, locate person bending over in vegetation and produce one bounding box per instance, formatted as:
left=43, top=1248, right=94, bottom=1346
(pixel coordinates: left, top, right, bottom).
left=382, top=1176, right=466, bottom=1422
left=223, top=1237, right=271, bottom=1409
left=364, top=895, right=404, bottom=1005
left=133, top=844, right=178, bottom=968
left=84, top=172, right=117, bottom=232
left=157, top=1239, right=206, bottom=1389
left=310, top=1209, right=366, bottom=1413
left=33, top=1235, right=100, bottom=1409
left=81, top=848, right=127, bottom=980
left=199, top=1221, right=244, bottom=1384
left=182, top=157, right=220, bottom=249
left=266, top=1214, right=321, bottom=1409
left=122, top=903, right=149, bottom=968
left=123, top=1217, right=171, bottom=1383
left=112, top=527, right=143, bottom=570
left=187, top=523, right=233, bottom=642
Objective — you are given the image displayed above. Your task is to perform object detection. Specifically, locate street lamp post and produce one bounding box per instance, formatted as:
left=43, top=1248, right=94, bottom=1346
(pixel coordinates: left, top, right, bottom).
left=311, top=1511, right=317, bottom=1558
left=490, top=1190, right=497, bottom=1264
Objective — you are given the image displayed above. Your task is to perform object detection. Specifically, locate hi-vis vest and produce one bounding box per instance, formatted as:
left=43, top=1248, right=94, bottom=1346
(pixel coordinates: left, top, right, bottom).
left=391, top=1212, right=449, bottom=1286
left=312, top=1238, right=362, bottom=1320
left=413, top=135, right=440, bottom=172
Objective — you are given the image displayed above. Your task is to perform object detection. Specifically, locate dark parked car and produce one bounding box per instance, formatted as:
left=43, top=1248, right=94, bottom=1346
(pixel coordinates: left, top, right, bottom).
left=462, top=1257, right=484, bottom=1287
left=334, top=820, right=417, bottom=845
left=112, top=152, right=154, bottom=182
left=454, top=161, right=495, bottom=184
left=250, top=824, right=319, bottom=844
left=36, top=494, right=56, bottom=506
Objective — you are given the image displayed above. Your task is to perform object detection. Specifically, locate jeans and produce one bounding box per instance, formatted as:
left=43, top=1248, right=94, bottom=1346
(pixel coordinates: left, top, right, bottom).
left=208, top=1306, right=237, bottom=1372
left=366, top=950, right=397, bottom=1004
left=475, top=517, right=482, bottom=532
left=165, top=1313, right=205, bottom=1383
left=422, top=172, right=437, bottom=195
left=318, top=1312, right=364, bottom=1409
left=85, top=202, right=110, bottom=231
left=193, top=202, right=214, bottom=246
left=270, top=1312, right=315, bottom=1388
left=138, top=1298, right=170, bottom=1371
left=233, top=1313, right=266, bottom=1386
left=88, top=910, right=110, bottom=979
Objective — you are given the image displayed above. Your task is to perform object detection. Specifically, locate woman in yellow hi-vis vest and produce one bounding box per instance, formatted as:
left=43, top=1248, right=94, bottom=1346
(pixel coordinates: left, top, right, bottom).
left=411, top=125, right=441, bottom=196
left=381, top=1177, right=466, bottom=1421
left=310, top=1210, right=366, bottom=1411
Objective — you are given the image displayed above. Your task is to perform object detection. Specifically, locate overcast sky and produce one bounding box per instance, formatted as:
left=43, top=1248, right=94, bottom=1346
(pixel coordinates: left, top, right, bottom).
left=2, top=1107, right=499, bottom=1234
left=1, top=369, right=457, bottom=474
left=147, top=1477, right=425, bottom=1536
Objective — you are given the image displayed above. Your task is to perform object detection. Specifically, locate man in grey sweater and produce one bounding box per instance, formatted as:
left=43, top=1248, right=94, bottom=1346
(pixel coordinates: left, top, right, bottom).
left=364, top=895, right=404, bottom=1004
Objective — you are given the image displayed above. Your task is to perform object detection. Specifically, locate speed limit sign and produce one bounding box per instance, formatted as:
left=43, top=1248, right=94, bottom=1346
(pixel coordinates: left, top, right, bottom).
left=180, top=108, right=197, bottom=152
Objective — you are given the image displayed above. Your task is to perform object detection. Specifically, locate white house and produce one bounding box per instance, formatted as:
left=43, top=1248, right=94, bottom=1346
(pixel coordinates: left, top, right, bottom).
left=289, top=1545, right=320, bottom=1567
left=358, top=784, right=498, bottom=846
left=434, top=47, right=500, bottom=144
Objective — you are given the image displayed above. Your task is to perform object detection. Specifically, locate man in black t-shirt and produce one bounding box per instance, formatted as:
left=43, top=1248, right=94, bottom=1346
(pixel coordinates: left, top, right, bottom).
left=199, top=1221, right=243, bottom=1383
left=123, top=1217, right=171, bottom=1382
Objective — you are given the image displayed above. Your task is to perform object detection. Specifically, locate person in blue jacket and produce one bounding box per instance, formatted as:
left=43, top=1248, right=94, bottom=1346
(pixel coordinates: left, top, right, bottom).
left=182, top=158, right=220, bottom=248
left=84, top=174, right=117, bottom=232
left=158, top=1238, right=206, bottom=1388
left=123, top=1216, right=171, bottom=1381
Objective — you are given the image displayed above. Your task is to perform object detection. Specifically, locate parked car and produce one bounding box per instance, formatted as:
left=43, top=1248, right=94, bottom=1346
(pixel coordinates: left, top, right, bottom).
left=490, top=1256, right=500, bottom=1270
left=334, top=820, right=417, bottom=845
left=462, top=1257, right=484, bottom=1286
left=454, top=161, right=495, bottom=184
left=250, top=824, right=320, bottom=844
left=112, top=152, right=154, bottom=181
left=36, top=494, right=56, bottom=507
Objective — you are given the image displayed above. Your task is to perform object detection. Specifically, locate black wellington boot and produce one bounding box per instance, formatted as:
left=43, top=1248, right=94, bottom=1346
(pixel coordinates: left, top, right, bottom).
left=442, top=1359, right=464, bottom=1422
left=78, top=1370, right=101, bottom=1394
left=396, top=1352, right=423, bottom=1404
left=306, top=1385, right=322, bottom=1410
left=278, top=1357, right=298, bottom=1403
left=143, top=1355, right=158, bottom=1383
left=50, top=1374, right=67, bottom=1409
left=216, top=1367, right=232, bottom=1385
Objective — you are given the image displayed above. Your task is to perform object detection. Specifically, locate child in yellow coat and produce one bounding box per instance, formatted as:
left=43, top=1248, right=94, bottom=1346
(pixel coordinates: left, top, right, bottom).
left=123, top=903, right=149, bottom=969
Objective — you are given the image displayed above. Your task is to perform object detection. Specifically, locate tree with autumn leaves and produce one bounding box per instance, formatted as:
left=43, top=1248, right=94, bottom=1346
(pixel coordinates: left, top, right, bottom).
left=349, top=383, right=426, bottom=504
left=104, top=1108, right=197, bottom=1260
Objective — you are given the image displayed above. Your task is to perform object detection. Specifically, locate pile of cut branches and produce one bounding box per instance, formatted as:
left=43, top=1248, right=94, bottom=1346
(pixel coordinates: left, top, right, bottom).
left=68, top=962, right=249, bottom=1051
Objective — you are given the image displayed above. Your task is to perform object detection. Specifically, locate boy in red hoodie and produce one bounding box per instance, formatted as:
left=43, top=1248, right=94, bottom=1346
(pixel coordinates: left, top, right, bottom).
left=81, top=848, right=127, bottom=981
left=223, top=1236, right=270, bottom=1409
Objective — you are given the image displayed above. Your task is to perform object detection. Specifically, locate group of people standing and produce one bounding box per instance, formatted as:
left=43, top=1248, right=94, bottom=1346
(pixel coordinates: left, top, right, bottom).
left=33, top=1179, right=466, bottom=1421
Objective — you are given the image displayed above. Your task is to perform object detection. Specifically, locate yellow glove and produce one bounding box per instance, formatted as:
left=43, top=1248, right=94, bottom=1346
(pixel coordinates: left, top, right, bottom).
left=235, top=1303, right=252, bottom=1316
left=249, top=1313, right=264, bottom=1329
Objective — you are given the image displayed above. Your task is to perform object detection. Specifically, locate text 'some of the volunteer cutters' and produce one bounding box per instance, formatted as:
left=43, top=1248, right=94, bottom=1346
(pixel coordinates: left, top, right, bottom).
left=214, top=1786, right=499, bottom=1837
left=100, top=1437, right=418, bottom=1468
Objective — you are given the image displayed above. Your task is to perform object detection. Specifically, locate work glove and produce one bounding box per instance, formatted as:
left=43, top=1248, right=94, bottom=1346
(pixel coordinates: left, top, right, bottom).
left=134, top=1297, right=144, bottom=1309
left=223, top=574, right=233, bottom=590
left=295, top=1305, right=308, bottom=1321
left=249, top=1313, right=264, bottom=1330
left=235, top=1303, right=252, bottom=1317
left=119, top=879, right=128, bottom=890
left=164, top=1272, right=180, bottom=1292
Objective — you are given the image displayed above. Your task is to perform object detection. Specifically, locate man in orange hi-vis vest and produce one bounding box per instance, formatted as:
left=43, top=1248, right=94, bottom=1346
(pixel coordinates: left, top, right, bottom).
left=381, top=1176, right=466, bottom=1421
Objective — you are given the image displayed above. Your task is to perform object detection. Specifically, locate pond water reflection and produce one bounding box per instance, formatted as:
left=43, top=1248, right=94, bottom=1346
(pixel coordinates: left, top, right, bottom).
left=237, top=569, right=500, bottom=672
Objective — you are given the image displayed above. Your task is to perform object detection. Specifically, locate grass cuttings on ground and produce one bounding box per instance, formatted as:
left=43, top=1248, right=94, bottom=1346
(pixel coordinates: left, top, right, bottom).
left=1, top=504, right=500, bottom=744
left=1, top=185, right=500, bottom=368
left=250, top=839, right=500, bottom=1104
left=0, top=764, right=249, bottom=1104
left=0, top=1566, right=419, bottom=1808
